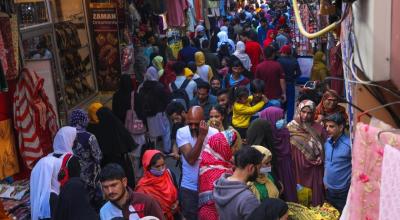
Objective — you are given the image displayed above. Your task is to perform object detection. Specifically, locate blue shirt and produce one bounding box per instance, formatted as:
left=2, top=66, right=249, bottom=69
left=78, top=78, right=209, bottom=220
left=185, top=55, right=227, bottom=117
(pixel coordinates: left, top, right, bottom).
left=257, top=26, right=267, bottom=45
left=189, top=94, right=217, bottom=120
left=324, top=134, right=352, bottom=191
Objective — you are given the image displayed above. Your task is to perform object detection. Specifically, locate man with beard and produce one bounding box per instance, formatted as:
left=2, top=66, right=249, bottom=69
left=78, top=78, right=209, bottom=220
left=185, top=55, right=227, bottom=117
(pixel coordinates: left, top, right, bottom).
left=213, top=147, right=264, bottom=220
left=99, top=163, right=163, bottom=220
left=176, top=106, right=219, bottom=220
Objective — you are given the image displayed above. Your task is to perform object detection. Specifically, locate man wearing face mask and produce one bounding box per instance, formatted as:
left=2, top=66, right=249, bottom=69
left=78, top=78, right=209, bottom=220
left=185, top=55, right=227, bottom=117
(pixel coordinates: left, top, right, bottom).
left=176, top=106, right=219, bottom=220
left=213, top=147, right=264, bottom=220
left=323, top=112, right=351, bottom=213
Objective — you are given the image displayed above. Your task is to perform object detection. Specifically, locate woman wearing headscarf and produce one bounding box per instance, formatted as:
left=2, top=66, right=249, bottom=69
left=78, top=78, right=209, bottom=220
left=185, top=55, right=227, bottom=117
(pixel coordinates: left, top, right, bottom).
left=263, top=29, right=276, bottom=48
left=69, top=109, right=103, bottom=209
left=310, top=51, right=329, bottom=81
left=152, top=56, right=165, bottom=77
left=91, top=107, right=137, bottom=188
left=195, top=51, right=214, bottom=82
left=198, top=129, right=241, bottom=220
left=248, top=145, right=280, bottom=201
left=112, top=74, right=133, bottom=123
left=135, top=150, right=179, bottom=220
left=259, top=107, right=298, bottom=202
left=53, top=155, right=98, bottom=220
left=233, top=41, right=252, bottom=71
left=159, top=61, right=176, bottom=93
left=30, top=126, right=77, bottom=220
left=315, top=89, right=348, bottom=123
left=217, top=31, right=235, bottom=54
left=287, top=100, right=327, bottom=207
left=246, top=119, right=274, bottom=154
left=136, top=67, right=171, bottom=154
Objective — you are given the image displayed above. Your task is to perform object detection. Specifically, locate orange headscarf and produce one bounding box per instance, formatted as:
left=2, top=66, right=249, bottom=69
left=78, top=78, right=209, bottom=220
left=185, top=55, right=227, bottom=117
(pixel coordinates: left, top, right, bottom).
left=135, top=150, right=178, bottom=220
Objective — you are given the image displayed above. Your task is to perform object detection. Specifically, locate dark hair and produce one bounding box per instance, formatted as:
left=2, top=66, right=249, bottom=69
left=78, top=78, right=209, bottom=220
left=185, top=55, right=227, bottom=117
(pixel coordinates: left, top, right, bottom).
left=247, top=31, right=258, bottom=42
left=67, top=156, right=81, bottom=178
left=217, top=88, right=229, bottom=96
left=324, top=112, right=346, bottom=126
left=210, top=76, right=221, bottom=84
left=172, top=61, right=186, bottom=75
left=260, top=17, right=267, bottom=24
left=250, top=79, right=265, bottom=94
left=166, top=101, right=185, bottom=116
left=99, top=163, right=126, bottom=182
left=264, top=46, right=275, bottom=59
left=239, top=12, right=246, bottom=21
left=234, top=147, right=264, bottom=169
left=197, top=81, right=211, bottom=91
left=181, top=36, right=190, bottom=47
left=149, top=153, right=165, bottom=169
left=210, top=104, right=226, bottom=116
left=201, top=39, right=210, bottom=49
left=233, top=86, right=249, bottom=101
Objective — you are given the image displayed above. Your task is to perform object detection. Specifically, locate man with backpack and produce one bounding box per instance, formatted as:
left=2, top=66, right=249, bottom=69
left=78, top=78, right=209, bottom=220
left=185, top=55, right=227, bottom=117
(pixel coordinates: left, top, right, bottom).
left=169, top=61, right=197, bottom=110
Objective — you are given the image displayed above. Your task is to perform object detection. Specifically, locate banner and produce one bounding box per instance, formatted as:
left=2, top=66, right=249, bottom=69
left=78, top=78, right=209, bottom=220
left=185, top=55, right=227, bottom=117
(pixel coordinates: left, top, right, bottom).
left=90, top=3, right=120, bottom=91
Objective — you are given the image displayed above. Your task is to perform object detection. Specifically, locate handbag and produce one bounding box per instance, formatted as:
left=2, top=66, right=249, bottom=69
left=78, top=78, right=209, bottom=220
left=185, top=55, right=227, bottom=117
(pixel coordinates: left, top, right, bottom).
left=125, top=91, right=146, bottom=134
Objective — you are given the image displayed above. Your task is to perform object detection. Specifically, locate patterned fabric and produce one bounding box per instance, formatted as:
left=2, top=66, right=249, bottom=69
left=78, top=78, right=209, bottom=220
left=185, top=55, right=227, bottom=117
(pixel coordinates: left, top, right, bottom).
left=0, top=17, right=17, bottom=80
left=0, top=119, right=20, bottom=179
left=13, top=68, right=58, bottom=168
left=198, top=130, right=239, bottom=220
left=69, top=109, right=89, bottom=130
left=379, top=145, right=400, bottom=220
left=347, top=123, right=389, bottom=220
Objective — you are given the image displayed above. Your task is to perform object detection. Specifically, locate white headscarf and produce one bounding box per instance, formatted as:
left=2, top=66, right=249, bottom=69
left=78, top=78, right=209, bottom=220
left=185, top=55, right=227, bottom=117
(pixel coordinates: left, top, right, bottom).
left=53, top=126, right=77, bottom=154
left=233, top=41, right=252, bottom=71
left=220, top=26, right=228, bottom=33
left=144, top=66, right=159, bottom=81
left=31, top=126, right=76, bottom=220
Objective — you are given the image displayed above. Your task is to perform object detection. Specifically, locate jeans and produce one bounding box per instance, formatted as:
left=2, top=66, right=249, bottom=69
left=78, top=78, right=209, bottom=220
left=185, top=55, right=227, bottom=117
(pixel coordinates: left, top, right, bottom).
left=286, top=83, right=296, bottom=121
left=326, top=188, right=349, bottom=213
left=179, top=187, right=199, bottom=220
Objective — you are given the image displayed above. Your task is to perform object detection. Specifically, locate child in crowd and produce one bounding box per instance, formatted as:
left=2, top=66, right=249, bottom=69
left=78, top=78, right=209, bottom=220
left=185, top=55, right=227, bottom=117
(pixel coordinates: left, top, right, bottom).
left=232, top=86, right=267, bottom=139
left=223, top=57, right=251, bottom=89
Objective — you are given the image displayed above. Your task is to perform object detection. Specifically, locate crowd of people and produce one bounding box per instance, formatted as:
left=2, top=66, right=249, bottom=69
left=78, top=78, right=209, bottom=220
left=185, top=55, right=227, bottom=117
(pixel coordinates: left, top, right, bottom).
left=29, top=1, right=351, bottom=220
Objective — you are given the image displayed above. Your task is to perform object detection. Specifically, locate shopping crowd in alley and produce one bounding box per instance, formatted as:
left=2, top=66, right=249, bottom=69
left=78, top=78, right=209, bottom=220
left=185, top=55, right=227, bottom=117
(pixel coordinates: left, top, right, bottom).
left=30, top=1, right=351, bottom=220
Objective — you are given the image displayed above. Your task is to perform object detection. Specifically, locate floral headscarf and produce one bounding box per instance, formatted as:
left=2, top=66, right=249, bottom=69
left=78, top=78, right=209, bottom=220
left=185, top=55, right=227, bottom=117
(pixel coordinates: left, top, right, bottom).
left=69, top=109, right=88, bottom=131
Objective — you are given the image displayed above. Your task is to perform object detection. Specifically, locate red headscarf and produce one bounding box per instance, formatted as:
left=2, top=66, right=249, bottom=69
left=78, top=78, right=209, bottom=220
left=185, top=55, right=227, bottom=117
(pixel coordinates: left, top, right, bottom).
left=135, top=150, right=178, bottom=220
left=280, top=45, right=291, bottom=55
left=159, top=61, right=176, bottom=93
left=263, top=30, right=277, bottom=48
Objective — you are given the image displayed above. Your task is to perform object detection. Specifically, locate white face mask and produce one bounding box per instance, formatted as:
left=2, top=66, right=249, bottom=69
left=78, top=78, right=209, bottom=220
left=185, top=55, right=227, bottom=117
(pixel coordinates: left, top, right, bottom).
left=260, top=167, right=272, bottom=175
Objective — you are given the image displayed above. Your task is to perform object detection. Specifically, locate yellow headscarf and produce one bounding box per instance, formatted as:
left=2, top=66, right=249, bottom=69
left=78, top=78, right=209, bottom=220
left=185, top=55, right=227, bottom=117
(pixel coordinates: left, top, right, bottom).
left=184, top=67, right=194, bottom=78
left=248, top=145, right=279, bottom=200
left=152, top=56, right=164, bottom=77
left=88, top=102, right=103, bottom=124
left=195, top=51, right=206, bottom=66
left=310, top=51, right=329, bottom=81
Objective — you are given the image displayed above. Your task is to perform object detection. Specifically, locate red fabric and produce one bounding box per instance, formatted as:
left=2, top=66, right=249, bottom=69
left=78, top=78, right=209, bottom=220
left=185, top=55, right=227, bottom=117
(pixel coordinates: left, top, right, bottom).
left=245, top=41, right=263, bottom=74
left=159, top=61, right=176, bottom=93
left=194, top=0, right=203, bottom=20
left=255, top=60, right=285, bottom=99
left=329, top=45, right=344, bottom=95
left=279, top=16, right=286, bottom=25
left=198, top=132, right=234, bottom=220
left=0, top=17, right=17, bottom=80
left=136, top=150, right=178, bottom=220
left=263, top=30, right=277, bottom=48
left=13, top=68, right=58, bottom=169
left=280, top=45, right=291, bottom=55
left=0, top=92, right=11, bottom=120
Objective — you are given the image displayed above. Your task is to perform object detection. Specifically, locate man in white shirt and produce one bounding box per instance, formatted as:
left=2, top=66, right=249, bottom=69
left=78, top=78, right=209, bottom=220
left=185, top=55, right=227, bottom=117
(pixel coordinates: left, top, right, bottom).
left=176, top=106, right=219, bottom=220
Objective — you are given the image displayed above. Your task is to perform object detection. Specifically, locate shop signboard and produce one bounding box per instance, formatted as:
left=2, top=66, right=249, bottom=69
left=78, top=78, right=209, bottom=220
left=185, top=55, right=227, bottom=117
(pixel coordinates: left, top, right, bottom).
left=89, top=3, right=120, bottom=91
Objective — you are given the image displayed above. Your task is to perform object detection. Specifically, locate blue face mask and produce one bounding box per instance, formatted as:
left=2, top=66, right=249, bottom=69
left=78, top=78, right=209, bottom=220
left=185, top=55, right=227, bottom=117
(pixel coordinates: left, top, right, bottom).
left=150, top=168, right=165, bottom=177
left=275, top=119, right=286, bottom=129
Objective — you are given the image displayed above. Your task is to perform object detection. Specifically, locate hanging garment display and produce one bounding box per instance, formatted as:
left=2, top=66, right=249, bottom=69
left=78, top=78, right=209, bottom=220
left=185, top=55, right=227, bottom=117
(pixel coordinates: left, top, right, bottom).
left=0, top=119, right=19, bottom=179
left=347, top=123, right=400, bottom=220
left=194, top=0, right=203, bottom=21
left=0, top=16, right=17, bottom=80
left=329, top=44, right=344, bottom=95
left=166, top=0, right=187, bottom=27
left=149, top=0, right=166, bottom=15
left=379, top=145, right=400, bottom=220
left=0, top=63, right=7, bottom=92
left=13, top=68, right=58, bottom=169
left=208, top=0, right=220, bottom=17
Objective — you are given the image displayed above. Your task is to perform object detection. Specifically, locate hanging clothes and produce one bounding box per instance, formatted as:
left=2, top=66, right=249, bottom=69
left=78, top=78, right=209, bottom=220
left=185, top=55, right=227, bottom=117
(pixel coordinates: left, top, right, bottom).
left=0, top=119, right=19, bottom=179
left=0, top=16, right=18, bottom=80
left=346, top=123, right=400, bottom=220
left=14, top=68, right=58, bottom=169
left=329, top=44, right=344, bottom=96
left=0, top=63, right=7, bottom=92
left=166, top=0, right=187, bottom=27
left=194, top=0, right=204, bottom=21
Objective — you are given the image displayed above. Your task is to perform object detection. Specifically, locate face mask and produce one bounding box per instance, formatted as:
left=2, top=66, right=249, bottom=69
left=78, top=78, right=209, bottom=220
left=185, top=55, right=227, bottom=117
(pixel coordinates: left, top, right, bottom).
left=275, top=119, right=286, bottom=129
left=150, top=168, right=165, bottom=177
left=260, top=167, right=272, bottom=175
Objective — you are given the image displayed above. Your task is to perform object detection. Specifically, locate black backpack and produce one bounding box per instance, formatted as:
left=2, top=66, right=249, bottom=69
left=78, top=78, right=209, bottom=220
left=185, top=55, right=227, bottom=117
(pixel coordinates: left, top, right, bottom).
left=171, top=79, right=191, bottom=110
